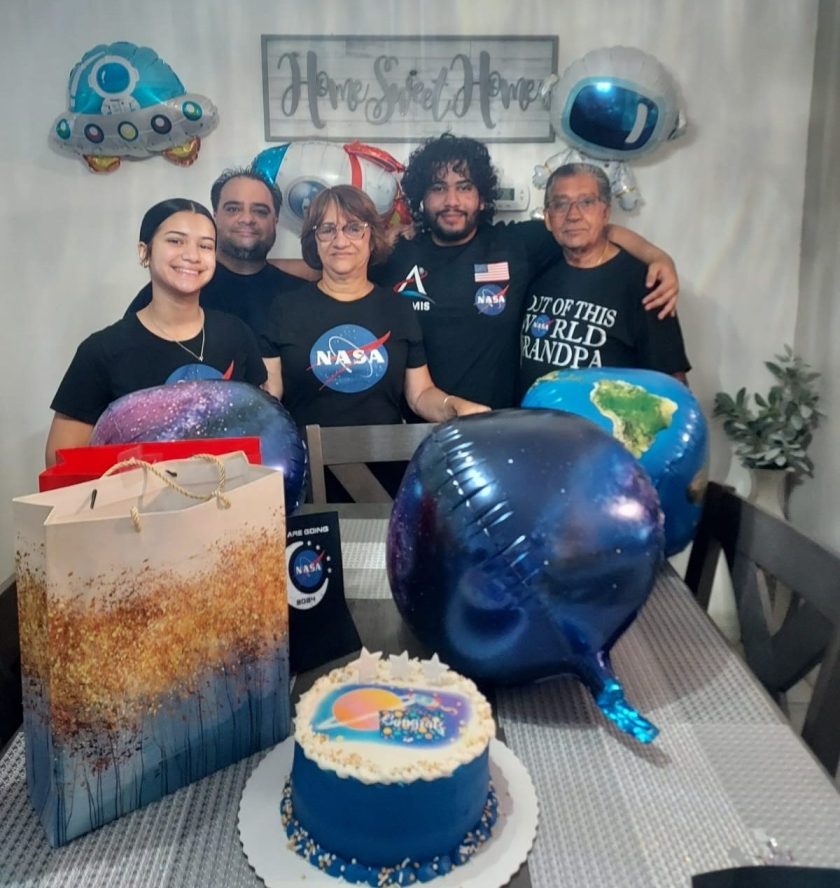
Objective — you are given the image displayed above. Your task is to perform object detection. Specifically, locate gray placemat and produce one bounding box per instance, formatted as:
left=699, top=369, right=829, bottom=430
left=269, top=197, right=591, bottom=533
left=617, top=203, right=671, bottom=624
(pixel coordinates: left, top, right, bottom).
left=341, top=519, right=391, bottom=600
left=0, top=733, right=267, bottom=888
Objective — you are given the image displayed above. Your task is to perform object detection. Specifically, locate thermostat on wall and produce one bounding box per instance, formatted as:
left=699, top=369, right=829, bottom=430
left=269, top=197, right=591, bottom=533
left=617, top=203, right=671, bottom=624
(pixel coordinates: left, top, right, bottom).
left=494, top=182, right=530, bottom=212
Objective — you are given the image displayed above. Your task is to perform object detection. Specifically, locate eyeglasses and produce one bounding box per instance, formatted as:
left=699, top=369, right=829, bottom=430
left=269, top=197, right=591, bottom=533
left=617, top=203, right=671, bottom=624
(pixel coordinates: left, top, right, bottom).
left=545, top=196, right=603, bottom=215
left=313, top=221, right=369, bottom=242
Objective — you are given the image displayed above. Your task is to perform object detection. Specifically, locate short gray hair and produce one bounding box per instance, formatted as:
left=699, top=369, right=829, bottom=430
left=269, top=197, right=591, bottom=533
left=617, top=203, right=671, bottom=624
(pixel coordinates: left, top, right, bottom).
left=544, top=163, right=611, bottom=208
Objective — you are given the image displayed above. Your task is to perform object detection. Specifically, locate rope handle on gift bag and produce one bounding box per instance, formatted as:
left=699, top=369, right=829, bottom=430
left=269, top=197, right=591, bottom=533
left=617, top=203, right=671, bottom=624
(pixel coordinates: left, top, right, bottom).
left=96, top=454, right=232, bottom=531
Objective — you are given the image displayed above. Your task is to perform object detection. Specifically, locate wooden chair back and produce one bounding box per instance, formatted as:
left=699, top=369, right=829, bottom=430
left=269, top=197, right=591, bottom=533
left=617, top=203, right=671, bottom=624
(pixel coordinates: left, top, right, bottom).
left=685, top=481, right=840, bottom=775
left=304, top=423, right=436, bottom=504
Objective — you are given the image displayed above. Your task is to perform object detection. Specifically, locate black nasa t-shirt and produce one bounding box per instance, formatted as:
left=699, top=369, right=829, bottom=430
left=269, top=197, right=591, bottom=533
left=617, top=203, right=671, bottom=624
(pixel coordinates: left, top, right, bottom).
left=51, top=310, right=267, bottom=425
left=370, top=220, right=559, bottom=409
left=518, top=248, right=690, bottom=397
left=126, top=263, right=299, bottom=353
left=260, top=283, right=426, bottom=428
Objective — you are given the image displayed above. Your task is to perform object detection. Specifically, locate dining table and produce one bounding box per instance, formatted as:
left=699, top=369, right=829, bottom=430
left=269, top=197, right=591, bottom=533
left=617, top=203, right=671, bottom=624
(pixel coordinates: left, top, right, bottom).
left=1, top=503, right=840, bottom=887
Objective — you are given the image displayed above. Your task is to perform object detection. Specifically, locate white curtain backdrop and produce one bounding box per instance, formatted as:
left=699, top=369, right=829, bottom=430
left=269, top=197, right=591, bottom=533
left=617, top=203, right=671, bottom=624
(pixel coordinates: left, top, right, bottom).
left=1, top=0, right=833, bottom=578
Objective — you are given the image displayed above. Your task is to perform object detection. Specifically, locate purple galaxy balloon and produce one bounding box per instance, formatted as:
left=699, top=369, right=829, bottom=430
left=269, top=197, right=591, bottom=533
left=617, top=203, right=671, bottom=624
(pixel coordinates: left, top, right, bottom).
left=91, top=380, right=307, bottom=512
left=387, top=409, right=664, bottom=742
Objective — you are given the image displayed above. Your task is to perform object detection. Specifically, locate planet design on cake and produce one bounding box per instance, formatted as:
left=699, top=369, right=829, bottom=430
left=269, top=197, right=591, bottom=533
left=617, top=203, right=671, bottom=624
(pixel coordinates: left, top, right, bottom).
left=91, top=380, right=307, bottom=512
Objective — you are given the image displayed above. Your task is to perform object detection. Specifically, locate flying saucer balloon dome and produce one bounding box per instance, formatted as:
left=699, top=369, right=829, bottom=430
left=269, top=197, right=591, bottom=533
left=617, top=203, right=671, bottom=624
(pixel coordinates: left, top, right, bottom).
left=50, top=41, right=218, bottom=173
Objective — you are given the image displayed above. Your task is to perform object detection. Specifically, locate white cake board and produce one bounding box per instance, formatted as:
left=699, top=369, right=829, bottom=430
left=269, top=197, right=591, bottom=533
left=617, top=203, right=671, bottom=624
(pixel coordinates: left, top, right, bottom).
left=239, top=737, right=539, bottom=888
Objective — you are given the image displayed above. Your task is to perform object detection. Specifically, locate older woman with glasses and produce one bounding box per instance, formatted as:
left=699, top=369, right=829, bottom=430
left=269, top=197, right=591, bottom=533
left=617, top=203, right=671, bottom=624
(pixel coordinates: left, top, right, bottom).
left=260, top=185, right=489, bottom=430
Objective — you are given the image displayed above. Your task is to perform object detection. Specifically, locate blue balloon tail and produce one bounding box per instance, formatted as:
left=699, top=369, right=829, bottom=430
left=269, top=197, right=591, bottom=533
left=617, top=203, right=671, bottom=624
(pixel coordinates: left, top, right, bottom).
left=595, top=678, right=659, bottom=744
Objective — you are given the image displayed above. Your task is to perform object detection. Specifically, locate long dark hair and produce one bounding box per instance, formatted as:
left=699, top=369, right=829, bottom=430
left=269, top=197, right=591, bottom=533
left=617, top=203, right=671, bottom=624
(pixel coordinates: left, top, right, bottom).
left=138, top=198, right=216, bottom=246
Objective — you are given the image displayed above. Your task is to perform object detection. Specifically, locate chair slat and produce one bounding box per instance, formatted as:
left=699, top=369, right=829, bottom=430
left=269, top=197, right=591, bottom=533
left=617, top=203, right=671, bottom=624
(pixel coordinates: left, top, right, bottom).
left=304, top=423, right=436, bottom=505
left=685, top=481, right=840, bottom=776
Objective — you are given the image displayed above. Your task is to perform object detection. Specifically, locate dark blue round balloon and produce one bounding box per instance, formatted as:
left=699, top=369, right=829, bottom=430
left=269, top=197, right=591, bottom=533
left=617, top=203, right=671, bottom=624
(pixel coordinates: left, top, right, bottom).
left=90, top=380, right=308, bottom=513
left=387, top=409, right=664, bottom=742
left=522, top=368, right=708, bottom=556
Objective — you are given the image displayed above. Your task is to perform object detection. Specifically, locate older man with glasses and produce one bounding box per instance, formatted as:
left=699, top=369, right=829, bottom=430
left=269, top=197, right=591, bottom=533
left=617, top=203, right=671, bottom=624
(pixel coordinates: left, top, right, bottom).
left=518, top=163, right=690, bottom=399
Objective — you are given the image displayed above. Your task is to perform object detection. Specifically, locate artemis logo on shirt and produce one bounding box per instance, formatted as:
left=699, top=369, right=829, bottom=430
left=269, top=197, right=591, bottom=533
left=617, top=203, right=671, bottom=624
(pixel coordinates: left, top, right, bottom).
left=308, top=324, right=391, bottom=393
left=394, top=265, right=434, bottom=309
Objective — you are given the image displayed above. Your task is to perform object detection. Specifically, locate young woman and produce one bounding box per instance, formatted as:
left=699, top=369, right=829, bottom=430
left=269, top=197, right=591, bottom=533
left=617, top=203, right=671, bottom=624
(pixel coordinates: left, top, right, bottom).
left=260, top=185, right=489, bottom=427
left=45, top=198, right=266, bottom=466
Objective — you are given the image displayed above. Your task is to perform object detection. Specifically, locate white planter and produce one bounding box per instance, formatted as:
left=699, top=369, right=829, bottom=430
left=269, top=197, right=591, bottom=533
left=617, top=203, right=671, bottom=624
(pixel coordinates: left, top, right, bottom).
left=747, top=467, right=790, bottom=520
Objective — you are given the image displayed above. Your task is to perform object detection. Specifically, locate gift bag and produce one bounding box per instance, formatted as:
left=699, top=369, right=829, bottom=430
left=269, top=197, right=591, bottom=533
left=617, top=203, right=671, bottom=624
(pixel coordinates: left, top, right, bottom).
left=13, top=452, right=290, bottom=846
left=39, top=437, right=262, bottom=491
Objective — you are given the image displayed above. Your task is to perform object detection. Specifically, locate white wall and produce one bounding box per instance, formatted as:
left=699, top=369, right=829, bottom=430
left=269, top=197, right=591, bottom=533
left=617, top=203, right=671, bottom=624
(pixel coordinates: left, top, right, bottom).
left=792, top=0, right=840, bottom=552
left=0, top=0, right=821, bottom=578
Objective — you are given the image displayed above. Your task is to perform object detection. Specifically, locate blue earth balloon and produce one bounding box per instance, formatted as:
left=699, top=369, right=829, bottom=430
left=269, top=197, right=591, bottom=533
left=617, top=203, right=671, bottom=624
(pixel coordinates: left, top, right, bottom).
left=387, top=409, right=664, bottom=743
left=90, top=380, right=307, bottom=513
left=522, top=368, right=708, bottom=556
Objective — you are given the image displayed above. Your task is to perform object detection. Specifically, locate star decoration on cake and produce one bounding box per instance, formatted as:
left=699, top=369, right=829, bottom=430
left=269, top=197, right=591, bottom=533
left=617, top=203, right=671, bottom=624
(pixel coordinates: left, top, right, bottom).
left=355, top=647, right=382, bottom=682
left=421, top=653, right=448, bottom=685
left=388, top=651, right=412, bottom=680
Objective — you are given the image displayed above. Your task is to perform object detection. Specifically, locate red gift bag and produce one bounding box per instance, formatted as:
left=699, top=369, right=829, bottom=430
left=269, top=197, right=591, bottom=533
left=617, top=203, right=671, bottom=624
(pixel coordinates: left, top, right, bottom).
left=39, top=437, right=262, bottom=491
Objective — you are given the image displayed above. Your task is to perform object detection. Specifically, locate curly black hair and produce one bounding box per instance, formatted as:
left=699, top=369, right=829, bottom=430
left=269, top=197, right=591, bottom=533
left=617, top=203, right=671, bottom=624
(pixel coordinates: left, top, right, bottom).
left=401, top=133, right=498, bottom=228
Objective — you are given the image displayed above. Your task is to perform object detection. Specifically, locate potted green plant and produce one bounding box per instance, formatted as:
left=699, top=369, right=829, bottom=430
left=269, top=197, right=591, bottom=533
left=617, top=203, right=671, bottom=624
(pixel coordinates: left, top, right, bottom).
left=713, top=346, right=823, bottom=515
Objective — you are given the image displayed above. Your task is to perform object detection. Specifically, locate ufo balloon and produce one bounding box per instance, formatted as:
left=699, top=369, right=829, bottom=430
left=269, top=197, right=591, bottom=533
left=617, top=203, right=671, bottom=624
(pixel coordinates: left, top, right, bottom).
left=50, top=41, right=219, bottom=173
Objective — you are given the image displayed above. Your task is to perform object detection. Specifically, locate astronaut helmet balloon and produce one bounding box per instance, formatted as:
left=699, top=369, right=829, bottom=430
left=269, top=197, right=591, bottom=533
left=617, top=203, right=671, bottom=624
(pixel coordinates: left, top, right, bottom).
left=387, top=409, right=664, bottom=744
left=534, top=46, right=686, bottom=211
left=90, top=380, right=308, bottom=513
left=252, top=140, right=410, bottom=234
left=522, top=367, right=708, bottom=556
left=548, top=45, right=685, bottom=162
left=50, top=41, right=219, bottom=173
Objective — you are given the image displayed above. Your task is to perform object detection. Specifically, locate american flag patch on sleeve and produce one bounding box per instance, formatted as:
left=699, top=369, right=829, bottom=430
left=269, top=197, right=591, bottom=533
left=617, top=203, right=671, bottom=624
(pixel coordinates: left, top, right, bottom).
left=474, top=262, right=510, bottom=282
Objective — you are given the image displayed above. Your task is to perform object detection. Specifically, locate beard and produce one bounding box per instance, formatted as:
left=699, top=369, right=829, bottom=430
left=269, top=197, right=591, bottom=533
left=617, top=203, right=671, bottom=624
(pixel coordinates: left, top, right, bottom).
left=218, top=232, right=275, bottom=263
left=424, top=208, right=481, bottom=244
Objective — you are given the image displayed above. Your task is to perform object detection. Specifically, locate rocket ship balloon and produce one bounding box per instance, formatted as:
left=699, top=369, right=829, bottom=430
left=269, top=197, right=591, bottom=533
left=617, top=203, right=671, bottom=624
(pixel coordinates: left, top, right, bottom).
left=387, top=409, right=664, bottom=743
left=50, top=42, right=218, bottom=173
left=252, top=140, right=410, bottom=233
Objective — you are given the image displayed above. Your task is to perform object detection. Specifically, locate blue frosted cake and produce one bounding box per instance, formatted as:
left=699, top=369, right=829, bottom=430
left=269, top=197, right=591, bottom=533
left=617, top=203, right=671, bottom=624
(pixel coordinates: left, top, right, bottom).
left=282, top=649, right=498, bottom=885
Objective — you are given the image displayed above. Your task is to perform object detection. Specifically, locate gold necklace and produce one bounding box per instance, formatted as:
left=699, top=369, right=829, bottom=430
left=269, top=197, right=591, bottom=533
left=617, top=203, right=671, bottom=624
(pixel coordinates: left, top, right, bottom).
left=147, top=309, right=206, bottom=362
left=592, top=239, right=611, bottom=267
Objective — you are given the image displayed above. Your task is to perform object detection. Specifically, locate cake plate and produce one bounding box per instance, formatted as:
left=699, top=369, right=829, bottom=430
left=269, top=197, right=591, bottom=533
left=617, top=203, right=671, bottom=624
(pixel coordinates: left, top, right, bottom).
left=239, top=737, right=539, bottom=888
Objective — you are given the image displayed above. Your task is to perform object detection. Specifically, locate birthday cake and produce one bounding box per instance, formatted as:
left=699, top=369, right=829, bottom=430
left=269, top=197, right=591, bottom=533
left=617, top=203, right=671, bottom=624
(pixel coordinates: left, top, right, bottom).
left=281, top=649, right=498, bottom=885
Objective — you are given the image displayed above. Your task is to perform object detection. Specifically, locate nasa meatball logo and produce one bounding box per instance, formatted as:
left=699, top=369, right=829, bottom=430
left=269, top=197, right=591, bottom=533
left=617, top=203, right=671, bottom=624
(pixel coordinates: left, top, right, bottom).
left=309, top=324, right=390, bottom=393
left=474, top=283, right=508, bottom=316
left=287, top=540, right=330, bottom=609
left=530, top=314, right=551, bottom=338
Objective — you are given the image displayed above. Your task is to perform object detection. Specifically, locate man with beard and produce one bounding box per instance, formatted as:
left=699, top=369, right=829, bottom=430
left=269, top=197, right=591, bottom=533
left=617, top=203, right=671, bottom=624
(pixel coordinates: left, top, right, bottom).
left=126, top=168, right=301, bottom=338
left=368, top=134, right=679, bottom=411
